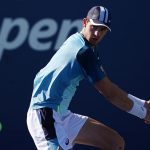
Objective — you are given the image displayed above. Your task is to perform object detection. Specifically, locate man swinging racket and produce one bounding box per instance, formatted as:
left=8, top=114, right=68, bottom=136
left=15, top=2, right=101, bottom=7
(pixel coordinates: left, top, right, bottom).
left=27, top=5, right=150, bottom=150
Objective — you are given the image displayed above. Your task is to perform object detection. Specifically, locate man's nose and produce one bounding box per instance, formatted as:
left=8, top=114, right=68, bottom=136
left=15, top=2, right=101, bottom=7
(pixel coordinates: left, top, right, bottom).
left=94, top=30, right=100, bottom=37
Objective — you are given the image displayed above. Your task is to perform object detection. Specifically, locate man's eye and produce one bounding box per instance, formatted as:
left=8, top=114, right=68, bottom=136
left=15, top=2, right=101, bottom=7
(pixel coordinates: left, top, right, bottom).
left=100, top=27, right=106, bottom=31
left=91, top=25, right=106, bottom=31
left=91, top=25, right=95, bottom=29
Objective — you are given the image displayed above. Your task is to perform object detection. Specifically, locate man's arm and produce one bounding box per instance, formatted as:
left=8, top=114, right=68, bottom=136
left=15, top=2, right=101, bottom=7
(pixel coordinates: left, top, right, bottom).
left=76, top=45, right=150, bottom=123
left=94, top=76, right=150, bottom=123
left=94, top=76, right=133, bottom=111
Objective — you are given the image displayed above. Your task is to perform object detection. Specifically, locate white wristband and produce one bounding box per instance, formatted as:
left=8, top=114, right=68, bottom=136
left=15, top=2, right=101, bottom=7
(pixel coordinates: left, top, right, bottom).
left=128, top=94, right=145, bottom=106
left=127, top=94, right=147, bottom=119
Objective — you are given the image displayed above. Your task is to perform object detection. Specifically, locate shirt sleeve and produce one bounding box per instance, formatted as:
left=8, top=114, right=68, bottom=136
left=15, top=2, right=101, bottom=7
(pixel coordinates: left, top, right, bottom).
left=77, top=46, right=106, bottom=83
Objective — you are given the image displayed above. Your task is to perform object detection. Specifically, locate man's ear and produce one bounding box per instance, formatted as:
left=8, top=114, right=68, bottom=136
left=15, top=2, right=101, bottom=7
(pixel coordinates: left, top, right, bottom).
left=82, top=18, right=88, bottom=27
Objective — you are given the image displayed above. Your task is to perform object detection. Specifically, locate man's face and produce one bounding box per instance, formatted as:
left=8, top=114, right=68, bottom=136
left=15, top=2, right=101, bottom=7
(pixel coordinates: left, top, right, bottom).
left=82, top=19, right=108, bottom=46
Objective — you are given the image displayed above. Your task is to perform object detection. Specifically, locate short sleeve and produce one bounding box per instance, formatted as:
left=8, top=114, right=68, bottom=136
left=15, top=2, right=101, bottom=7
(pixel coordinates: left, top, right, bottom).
left=77, top=46, right=106, bottom=83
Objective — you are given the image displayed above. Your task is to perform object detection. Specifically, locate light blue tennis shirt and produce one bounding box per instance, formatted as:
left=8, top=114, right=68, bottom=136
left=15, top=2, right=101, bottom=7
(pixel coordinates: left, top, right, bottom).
left=30, top=32, right=105, bottom=115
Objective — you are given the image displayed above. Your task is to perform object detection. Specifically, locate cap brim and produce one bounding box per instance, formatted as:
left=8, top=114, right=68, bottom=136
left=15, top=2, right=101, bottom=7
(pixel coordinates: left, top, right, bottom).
left=89, top=19, right=111, bottom=31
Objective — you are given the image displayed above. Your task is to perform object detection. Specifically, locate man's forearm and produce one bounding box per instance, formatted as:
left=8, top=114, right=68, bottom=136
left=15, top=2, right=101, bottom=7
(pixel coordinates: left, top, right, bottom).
left=95, top=77, right=133, bottom=111
left=102, top=82, right=133, bottom=111
left=95, top=76, right=147, bottom=119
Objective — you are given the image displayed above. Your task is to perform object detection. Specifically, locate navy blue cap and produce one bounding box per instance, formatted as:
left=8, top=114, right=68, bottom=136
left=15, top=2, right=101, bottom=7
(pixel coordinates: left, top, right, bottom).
left=87, top=6, right=111, bottom=31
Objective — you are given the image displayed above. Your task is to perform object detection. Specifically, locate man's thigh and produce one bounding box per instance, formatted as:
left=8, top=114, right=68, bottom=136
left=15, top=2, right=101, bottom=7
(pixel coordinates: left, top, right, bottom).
left=53, top=110, right=88, bottom=149
left=74, top=117, right=125, bottom=150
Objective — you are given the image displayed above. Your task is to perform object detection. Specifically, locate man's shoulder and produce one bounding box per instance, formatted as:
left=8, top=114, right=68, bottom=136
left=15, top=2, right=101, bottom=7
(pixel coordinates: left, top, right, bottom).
left=77, top=45, right=93, bottom=58
left=67, top=32, right=84, bottom=44
left=58, top=32, right=85, bottom=52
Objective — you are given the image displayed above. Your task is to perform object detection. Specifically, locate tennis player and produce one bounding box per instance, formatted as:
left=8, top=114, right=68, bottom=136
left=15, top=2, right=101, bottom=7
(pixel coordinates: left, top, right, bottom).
left=27, top=5, right=150, bottom=150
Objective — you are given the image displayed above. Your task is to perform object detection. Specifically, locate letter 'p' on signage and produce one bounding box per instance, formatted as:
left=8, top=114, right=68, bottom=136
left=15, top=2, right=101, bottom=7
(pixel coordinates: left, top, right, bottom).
left=0, top=18, right=82, bottom=61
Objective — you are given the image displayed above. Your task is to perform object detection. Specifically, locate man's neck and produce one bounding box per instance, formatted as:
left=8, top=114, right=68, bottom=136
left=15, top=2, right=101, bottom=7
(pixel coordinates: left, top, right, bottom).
left=80, top=31, right=96, bottom=48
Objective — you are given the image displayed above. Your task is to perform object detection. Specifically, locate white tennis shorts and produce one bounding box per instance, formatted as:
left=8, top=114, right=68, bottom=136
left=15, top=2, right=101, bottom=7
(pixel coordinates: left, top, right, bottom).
left=27, top=107, right=88, bottom=150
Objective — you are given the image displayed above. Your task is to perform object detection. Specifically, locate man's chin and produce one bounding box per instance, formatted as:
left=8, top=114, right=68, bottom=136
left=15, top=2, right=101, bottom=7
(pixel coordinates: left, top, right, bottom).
left=89, top=41, right=97, bottom=47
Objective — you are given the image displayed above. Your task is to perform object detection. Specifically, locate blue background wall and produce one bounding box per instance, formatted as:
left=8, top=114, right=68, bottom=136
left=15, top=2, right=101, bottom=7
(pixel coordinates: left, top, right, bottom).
left=0, top=0, right=150, bottom=149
